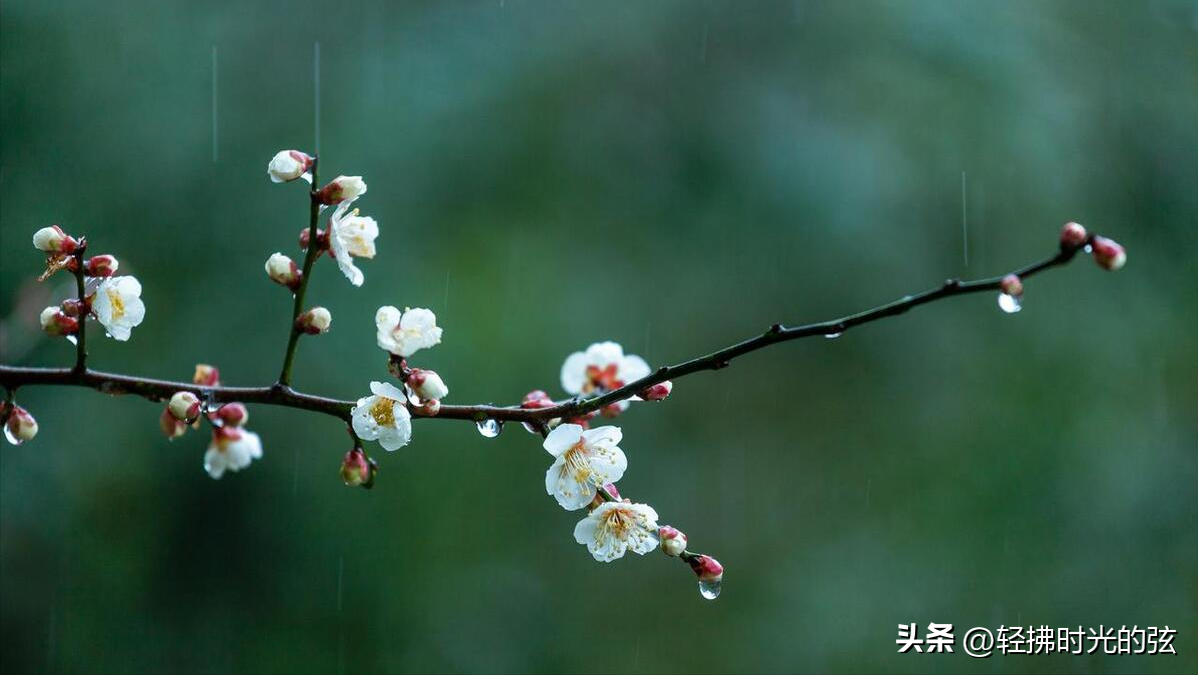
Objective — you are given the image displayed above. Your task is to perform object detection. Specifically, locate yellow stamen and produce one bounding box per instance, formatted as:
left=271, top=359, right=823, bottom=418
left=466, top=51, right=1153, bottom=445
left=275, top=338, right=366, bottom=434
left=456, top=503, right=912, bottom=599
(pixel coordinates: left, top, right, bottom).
left=369, top=397, right=396, bottom=427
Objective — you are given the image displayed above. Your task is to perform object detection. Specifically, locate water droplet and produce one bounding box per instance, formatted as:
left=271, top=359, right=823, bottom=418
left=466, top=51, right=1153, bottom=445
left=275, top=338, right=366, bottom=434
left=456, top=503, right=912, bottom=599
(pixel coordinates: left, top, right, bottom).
left=698, top=578, right=721, bottom=600
left=476, top=419, right=502, bottom=438
left=824, top=332, right=841, bottom=339
left=1083, top=244, right=1093, bottom=254
left=404, top=386, right=422, bottom=407
left=4, top=425, right=23, bottom=446
left=521, top=422, right=540, bottom=435
left=65, top=335, right=77, bottom=345
left=997, top=293, right=1022, bottom=314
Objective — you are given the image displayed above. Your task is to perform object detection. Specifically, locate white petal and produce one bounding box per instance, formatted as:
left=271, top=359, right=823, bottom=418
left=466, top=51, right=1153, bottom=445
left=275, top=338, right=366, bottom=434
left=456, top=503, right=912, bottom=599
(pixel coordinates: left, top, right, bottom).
left=203, top=446, right=227, bottom=479
left=618, top=354, right=651, bottom=384
left=573, top=514, right=599, bottom=546
left=586, top=445, right=627, bottom=486
left=542, top=423, right=583, bottom=457
left=552, top=475, right=596, bottom=511
left=585, top=341, right=624, bottom=368
left=369, top=381, right=405, bottom=401
left=581, top=425, right=622, bottom=449
left=375, top=306, right=401, bottom=331
left=559, top=352, right=588, bottom=394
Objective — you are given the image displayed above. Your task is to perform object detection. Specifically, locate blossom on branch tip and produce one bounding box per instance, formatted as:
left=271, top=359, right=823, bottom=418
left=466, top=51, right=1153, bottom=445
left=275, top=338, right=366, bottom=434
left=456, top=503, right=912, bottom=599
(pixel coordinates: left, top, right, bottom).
left=5, top=405, right=39, bottom=444
left=315, top=175, right=367, bottom=205
left=639, top=380, right=673, bottom=401
left=204, top=426, right=262, bottom=479
left=32, top=226, right=79, bottom=254
left=543, top=423, right=627, bottom=511
left=39, top=306, right=79, bottom=336
left=265, top=253, right=302, bottom=290
left=296, top=307, right=332, bottom=334
left=92, top=276, right=145, bottom=341
left=267, top=150, right=314, bottom=183
left=193, top=364, right=220, bottom=387
left=1091, top=236, right=1127, bottom=271
left=340, top=447, right=376, bottom=488
left=376, top=306, right=442, bottom=357
left=168, top=391, right=201, bottom=422
left=560, top=341, right=651, bottom=397
left=658, top=525, right=688, bottom=557
left=85, top=255, right=118, bottom=278
left=328, top=203, right=378, bottom=287
left=573, top=501, right=659, bottom=562
left=687, top=554, right=724, bottom=584
left=1060, top=221, right=1088, bottom=248
left=999, top=274, right=1023, bottom=298
left=351, top=381, right=413, bottom=452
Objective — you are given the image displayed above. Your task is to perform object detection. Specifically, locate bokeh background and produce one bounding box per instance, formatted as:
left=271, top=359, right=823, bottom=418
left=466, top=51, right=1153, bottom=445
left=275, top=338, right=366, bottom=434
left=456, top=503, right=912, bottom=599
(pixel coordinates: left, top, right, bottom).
left=1, top=1, right=1196, bottom=673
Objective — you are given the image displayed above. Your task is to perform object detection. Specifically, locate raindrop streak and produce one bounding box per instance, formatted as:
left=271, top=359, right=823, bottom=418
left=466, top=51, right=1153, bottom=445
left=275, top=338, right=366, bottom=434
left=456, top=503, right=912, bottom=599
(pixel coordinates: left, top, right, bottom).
left=997, top=293, right=1022, bottom=314
left=4, top=425, right=23, bottom=446
left=961, top=171, right=969, bottom=267
left=313, top=42, right=321, bottom=154
left=476, top=419, right=502, bottom=438
left=824, top=332, right=841, bottom=339
left=698, top=578, right=722, bottom=600
left=211, top=46, right=218, bottom=163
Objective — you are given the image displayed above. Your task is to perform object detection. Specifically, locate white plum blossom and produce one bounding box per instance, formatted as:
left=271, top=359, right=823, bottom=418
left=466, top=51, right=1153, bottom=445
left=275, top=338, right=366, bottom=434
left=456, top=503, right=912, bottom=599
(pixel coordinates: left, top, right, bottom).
left=351, top=381, right=413, bottom=452
left=328, top=202, right=378, bottom=287
left=543, top=423, right=627, bottom=510
left=560, top=341, right=651, bottom=395
left=316, top=175, right=367, bottom=205
left=375, top=306, right=442, bottom=357
left=573, top=501, right=660, bottom=562
left=204, top=428, right=263, bottom=479
left=267, top=150, right=313, bottom=183
left=91, top=276, right=146, bottom=341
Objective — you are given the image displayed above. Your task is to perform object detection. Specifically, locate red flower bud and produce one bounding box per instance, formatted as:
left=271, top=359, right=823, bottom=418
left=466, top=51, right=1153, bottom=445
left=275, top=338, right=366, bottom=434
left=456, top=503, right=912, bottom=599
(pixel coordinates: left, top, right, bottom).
left=687, top=554, right=724, bottom=583
left=640, top=380, right=673, bottom=401
left=1060, top=221, right=1088, bottom=249
left=193, top=364, right=220, bottom=387
left=1091, top=236, right=1127, bottom=271
left=999, top=274, right=1023, bottom=297
left=159, top=407, right=188, bottom=440
left=85, top=254, right=119, bottom=278
left=521, top=390, right=555, bottom=409
left=215, top=403, right=248, bottom=427
left=340, top=447, right=376, bottom=488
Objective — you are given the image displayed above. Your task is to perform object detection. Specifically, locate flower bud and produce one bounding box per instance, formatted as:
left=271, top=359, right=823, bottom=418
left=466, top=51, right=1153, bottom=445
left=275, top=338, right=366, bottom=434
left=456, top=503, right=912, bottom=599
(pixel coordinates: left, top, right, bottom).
left=193, top=364, right=220, bottom=386
left=85, top=254, right=119, bottom=278
left=999, top=274, right=1023, bottom=297
left=408, top=368, right=449, bottom=401
left=640, top=380, right=673, bottom=401
left=315, top=175, right=367, bottom=205
left=340, top=447, right=376, bottom=488
left=5, top=405, right=38, bottom=443
left=687, top=554, right=724, bottom=584
left=1060, top=221, right=1088, bottom=249
left=1091, top=236, right=1126, bottom=271
left=265, top=252, right=302, bottom=290
left=521, top=390, right=555, bottom=409
left=159, top=407, right=188, bottom=440
left=658, top=526, right=688, bottom=557
left=32, top=225, right=79, bottom=253
left=296, top=307, right=332, bottom=334
left=39, top=306, right=79, bottom=336
left=168, top=391, right=201, bottom=421
left=267, top=150, right=314, bottom=183
left=588, top=482, right=621, bottom=510
left=215, top=402, right=248, bottom=427
left=298, top=227, right=330, bottom=254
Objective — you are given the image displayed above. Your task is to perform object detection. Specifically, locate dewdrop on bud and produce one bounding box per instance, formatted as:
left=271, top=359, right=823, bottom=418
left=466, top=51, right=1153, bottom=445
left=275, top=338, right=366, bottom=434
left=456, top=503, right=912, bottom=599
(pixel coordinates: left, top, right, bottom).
left=408, top=369, right=449, bottom=402
left=4, top=405, right=38, bottom=445
left=296, top=307, right=332, bottom=335
left=32, top=226, right=78, bottom=254
left=687, top=554, right=724, bottom=600
left=159, top=407, right=188, bottom=440
left=39, top=306, right=79, bottom=336
left=340, top=447, right=376, bottom=488
left=193, top=364, right=220, bottom=386
left=1091, top=236, right=1127, bottom=271
left=640, top=380, right=673, bottom=401
left=84, top=255, right=118, bottom=277
left=315, top=176, right=367, bottom=205
left=658, top=526, right=688, bottom=557
left=1060, top=221, right=1088, bottom=249
left=168, top=391, right=201, bottom=422
left=267, top=150, right=314, bottom=183
left=265, top=252, right=302, bottom=290
left=216, top=403, right=248, bottom=427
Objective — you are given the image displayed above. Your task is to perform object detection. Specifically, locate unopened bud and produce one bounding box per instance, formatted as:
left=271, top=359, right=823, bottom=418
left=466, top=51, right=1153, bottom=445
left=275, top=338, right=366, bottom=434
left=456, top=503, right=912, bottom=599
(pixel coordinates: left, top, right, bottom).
left=295, top=307, right=332, bottom=334
left=640, top=380, right=673, bottom=401
left=340, top=447, right=376, bottom=488
left=1091, top=236, right=1126, bottom=271
left=193, top=364, right=220, bottom=386
left=216, top=402, right=248, bottom=427
left=168, top=391, right=201, bottom=421
left=588, top=482, right=621, bottom=510
left=265, top=252, right=302, bottom=290
left=315, top=175, right=367, bottom=205
left=687, top=554, right=724, bottom=584
left=408, top=368, right=449, bottom=401
left=521, top=390, right=555, bottom=409
left=267, top=150, right=314, bottom=183
left=85, top=254, right=118, bottom=278
left=32, top=225, right=78, bottom=253
left=999, top=274, right=1023, bottom=297
left=5, top=405, right=38, bottom=443
left=1060, top=221, right=1088, bottom=248
left=39, top=306, right=79, bottom=336
left=298, top=227, right=330, bottom=253
left=658, top=526, right=688, bottom=557
left=159, top=407, right=188, bottom=440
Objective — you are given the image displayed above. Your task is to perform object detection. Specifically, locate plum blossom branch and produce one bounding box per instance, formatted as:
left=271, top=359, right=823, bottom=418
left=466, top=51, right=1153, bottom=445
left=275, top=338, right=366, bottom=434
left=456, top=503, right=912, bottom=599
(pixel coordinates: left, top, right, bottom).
left=277, top=155, right=320, bottom=387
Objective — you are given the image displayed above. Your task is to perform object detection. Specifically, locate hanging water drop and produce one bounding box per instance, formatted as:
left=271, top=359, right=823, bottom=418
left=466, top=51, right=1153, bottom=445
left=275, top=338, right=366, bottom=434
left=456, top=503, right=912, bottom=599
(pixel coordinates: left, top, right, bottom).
left=65, top=335, right=77, bottom=345
left=824, top=332, right=841, bottom=339
left=476, top=419, right=502, bottom=438
left=521, top=422, right=541, bottom=435
left=698, top=578, right=722, bottom=600
left=1083, top=244, right=1093, bottom=254
left=997, top=293, right=1022, bottom=314
left=3, top=425, right=23, bottom=446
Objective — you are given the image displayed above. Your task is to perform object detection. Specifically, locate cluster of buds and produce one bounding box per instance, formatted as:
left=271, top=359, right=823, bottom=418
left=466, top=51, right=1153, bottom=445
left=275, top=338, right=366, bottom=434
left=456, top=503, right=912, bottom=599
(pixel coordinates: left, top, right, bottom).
left=1059, top=222, right=1127, bottom=271
left=157, top=364, right=261, bottom=479
left=295, top=307, right=332, bottom=335
left=339, top=446, right=378, bottom=489
left=3, top=403, right=39, bottom=445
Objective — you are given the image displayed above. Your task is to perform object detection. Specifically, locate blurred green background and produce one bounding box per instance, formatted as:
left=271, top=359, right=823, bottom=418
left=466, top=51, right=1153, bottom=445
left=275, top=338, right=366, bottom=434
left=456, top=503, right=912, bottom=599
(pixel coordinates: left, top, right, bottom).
left=1, top=1, right=1196, bottom=673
